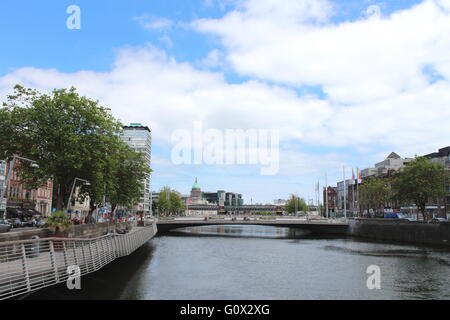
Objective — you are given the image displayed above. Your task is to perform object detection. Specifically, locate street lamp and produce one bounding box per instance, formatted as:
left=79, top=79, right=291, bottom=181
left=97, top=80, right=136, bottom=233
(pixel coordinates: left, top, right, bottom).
left=66, top=178, right=91, bottom=215
left=0, top=156, right=39, bottom=219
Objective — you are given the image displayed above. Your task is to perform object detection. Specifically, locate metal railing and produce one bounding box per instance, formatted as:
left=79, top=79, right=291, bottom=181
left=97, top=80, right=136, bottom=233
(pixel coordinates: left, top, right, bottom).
left=0, top=224, right=156, bottom=300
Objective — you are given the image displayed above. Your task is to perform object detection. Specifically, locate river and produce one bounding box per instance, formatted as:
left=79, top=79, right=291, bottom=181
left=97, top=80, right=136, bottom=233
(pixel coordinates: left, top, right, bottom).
left=27, top=225, right=450, bottom=300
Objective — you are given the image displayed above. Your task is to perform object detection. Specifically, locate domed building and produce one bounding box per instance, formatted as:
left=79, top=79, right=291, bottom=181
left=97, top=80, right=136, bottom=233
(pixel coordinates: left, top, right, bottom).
left=190, top=178, right=203, bottom=204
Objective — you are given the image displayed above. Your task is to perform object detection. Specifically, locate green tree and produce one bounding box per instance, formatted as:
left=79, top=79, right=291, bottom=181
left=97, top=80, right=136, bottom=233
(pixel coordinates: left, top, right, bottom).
left=285, top=194, right=308, bottom=214
left=392, top=157, right=449, bottom=221
left=0, top=85, right=148, bottom=216
left=359, top=176, right=392, bottom=216
left=106, top=143, right=151, bottom=218
left=155, top=187, right=186, bottom=216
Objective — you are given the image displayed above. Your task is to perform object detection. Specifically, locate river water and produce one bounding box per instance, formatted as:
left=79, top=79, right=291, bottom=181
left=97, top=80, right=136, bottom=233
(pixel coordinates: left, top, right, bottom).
left=28, top=225, right=450, bottom=300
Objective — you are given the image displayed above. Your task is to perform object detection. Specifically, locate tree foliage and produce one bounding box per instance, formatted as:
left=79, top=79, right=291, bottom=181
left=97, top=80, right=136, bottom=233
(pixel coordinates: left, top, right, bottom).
left=107, top=143, right=151, bottom=214
left=391, top=157, right=449, bottom=220
left=0, top=85, right=151, bottom=214
left=359, top=176, right=392, bottom=215
left=155, top=186, right=186, bottom=216
left=285, top=194, right=308, bottom=214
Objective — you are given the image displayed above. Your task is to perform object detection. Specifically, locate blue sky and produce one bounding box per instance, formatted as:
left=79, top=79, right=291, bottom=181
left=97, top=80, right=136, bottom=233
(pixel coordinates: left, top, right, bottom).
left=0, top=0, right=449, bottom=203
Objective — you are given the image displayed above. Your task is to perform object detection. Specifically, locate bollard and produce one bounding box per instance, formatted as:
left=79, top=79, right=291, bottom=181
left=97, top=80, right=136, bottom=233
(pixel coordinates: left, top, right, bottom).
left=27, top=235, right=40, bottom=258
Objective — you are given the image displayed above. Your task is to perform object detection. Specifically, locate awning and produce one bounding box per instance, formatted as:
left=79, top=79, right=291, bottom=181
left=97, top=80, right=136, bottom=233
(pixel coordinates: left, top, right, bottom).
left=6, top=207, right=26, bottom=218
left=6, top=208, right=41, bottom=218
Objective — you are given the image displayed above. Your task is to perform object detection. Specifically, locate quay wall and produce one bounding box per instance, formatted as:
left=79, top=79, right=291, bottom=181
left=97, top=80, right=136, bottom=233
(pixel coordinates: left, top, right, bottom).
left=348, top=219, right=450, bottom=247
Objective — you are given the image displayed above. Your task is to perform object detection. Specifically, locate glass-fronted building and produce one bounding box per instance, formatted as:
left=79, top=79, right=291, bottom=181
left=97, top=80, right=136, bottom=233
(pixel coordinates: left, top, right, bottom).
left=122, top=123, right=152, bottom=214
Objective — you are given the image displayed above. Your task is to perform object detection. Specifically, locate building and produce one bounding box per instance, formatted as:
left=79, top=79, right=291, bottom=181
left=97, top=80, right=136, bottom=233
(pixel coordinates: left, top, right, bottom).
left=274, top=199, right=286, bottom=205
left=122, top=123, right=152, bottom=214
left=425, top=146, right=450, bottom=168
left=424, top=146, right=450, bottom=217
left=360, top=168, right=377, bottom=179
left=183, top=179, right=244, bottom=215
left=225, top=192, right=243, bottom=207
left=323, top=187, right=337, bottom=215
left=190, top=178, right=207, bottom=204
left=0, top=161, right=6, bottom=218
left=68, top=187, right=91, bottom=219
left=4, top=160, right=53, bottom=217
left=374, top=152, right=412, bottom=177
left=336, top=179, right=354, bottom=216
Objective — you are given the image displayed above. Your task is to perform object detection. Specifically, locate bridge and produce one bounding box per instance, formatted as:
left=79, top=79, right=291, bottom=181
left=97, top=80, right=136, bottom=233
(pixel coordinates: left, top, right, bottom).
left=156, top=218, right=349, bottom=235
left=186, top=204, right=284, bottom=214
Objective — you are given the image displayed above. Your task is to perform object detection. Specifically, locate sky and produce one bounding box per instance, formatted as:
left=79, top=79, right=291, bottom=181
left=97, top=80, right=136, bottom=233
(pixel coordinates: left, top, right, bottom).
left=1, top=0, right=449, bottom=204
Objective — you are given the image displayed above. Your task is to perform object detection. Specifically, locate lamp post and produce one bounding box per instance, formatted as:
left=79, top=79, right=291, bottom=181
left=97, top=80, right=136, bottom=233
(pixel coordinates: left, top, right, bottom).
left=66, top=178, right=91, bottom=216
left=0, top=156, right=39, bottom=219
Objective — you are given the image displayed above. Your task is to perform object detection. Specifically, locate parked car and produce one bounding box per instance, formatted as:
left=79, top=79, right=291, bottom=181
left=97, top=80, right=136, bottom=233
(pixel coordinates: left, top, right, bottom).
left=428, top=217, right=447, bottom=223
left=25, top=218, right=37, bottom=227
left=9, top=218, right=25, bottom=228
left=35, top=219, right=48, bottom=228
left=0, top=220, right=12, bottom=232
left=384, top=212, right=409, bottom=220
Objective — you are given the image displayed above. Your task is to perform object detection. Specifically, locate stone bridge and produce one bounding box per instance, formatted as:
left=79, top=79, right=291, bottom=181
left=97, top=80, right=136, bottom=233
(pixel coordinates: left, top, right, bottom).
left=156, top=219, right=349, bottom=235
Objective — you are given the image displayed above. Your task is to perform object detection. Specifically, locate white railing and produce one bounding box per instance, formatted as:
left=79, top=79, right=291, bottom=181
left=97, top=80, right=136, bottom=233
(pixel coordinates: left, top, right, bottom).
left=0, top=224, right=156, bottom=300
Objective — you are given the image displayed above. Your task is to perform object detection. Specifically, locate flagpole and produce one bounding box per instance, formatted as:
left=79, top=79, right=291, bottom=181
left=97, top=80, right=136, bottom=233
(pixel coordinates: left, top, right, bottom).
left=343, top=166, right=347, bottom=220
left=317, top=180, right=320, bottom=215
left=325, top=173, right=328, bottom=219
left=356, top=167, right=360, bottom=217
left=352, top=168, right=355, bottom=217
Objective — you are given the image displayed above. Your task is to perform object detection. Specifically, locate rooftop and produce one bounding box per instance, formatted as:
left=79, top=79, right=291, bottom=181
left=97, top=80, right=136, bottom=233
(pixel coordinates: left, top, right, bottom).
left=123, top=123, right=151, bottom=132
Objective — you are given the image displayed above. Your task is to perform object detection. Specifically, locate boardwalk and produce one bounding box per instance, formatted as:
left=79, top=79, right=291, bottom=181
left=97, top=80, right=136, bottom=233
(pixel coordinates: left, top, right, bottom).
left=0, top=224, right=157, bottom=300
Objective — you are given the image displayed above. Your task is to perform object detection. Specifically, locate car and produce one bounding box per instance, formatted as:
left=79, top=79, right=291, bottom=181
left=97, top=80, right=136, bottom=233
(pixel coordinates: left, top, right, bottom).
left=25, top=218, right=37, bottom=227
left=384, top=212, right=409, bottom=219
left=35, top=219, right=48, bottom=228
left=0, top=220, right=12, bottom=232
left=428, top=217, right=447, bottom=223
left=9, top=218, right=25, bottom=228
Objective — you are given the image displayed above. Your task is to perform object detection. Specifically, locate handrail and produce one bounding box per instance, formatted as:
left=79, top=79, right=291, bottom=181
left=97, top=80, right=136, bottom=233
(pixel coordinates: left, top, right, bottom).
left=0, top=224, right=156, bottom=300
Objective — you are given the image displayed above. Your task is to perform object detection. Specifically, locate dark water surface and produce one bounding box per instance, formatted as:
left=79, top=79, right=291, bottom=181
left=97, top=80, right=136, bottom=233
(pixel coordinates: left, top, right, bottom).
left=27, top=225, right=450, bottom=300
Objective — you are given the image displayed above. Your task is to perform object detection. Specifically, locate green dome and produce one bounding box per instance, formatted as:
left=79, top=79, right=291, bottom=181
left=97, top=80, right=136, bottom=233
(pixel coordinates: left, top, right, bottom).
left=192, top=178, right=200, bottom=189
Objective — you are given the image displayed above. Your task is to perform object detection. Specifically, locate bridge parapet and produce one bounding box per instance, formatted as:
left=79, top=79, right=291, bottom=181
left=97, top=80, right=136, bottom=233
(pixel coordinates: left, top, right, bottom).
left=156, top=219, right=348, bottom=235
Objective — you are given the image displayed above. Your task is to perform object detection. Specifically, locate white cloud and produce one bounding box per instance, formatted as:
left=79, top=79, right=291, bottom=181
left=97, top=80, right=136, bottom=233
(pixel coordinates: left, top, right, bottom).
left=192, top=0, right=450, bottom=105
left=134, top=15, right=173, bottom=31
left=1, top=42, right=449, bottom=157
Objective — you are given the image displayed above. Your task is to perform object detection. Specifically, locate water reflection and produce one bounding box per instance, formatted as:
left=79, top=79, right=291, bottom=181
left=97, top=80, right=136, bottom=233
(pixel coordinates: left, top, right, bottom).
left=171, top=225, right=313, bottom=239
left=25, top=225, right=450, bottom=300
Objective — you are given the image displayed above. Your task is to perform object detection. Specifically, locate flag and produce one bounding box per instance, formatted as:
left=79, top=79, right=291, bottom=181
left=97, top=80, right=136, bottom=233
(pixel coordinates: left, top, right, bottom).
left=352, top=168, right=355, bottom=183
left=357, top=167, right=362, bottom=183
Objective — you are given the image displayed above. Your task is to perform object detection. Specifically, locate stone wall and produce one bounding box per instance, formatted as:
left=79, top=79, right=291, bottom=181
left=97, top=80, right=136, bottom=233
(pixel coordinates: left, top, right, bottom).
left=0, top=228, right=50, bottom=243
left=0, top=221, right=137, bottom=242
left=348, top=219, right=450, bottom=247
left=61, top=221, right=136, bottom=238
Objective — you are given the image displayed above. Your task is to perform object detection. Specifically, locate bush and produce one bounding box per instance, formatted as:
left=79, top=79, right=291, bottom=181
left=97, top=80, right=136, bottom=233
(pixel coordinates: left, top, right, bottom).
left=46, top=211, right=72, bottom=234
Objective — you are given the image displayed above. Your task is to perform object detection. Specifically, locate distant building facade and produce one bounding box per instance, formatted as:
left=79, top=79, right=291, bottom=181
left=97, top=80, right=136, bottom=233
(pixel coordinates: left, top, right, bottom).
left=323, top=187, right=337, bottom=215
left=274, top=199, right=286, bottom=205
left=424, top=146, right=450, bottom=217
left=122, top=123, right=152, bottom=214
left=336, top=179, right=354, bottom=216
left=183, top=179, right=244, bottom=215
left=374, top=152, right=412, bottom=177
left=5, top=160, right=53, bottom=217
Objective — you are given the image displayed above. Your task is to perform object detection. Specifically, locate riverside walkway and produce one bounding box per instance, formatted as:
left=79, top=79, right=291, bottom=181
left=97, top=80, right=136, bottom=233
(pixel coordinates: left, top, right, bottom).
left=0, top=223, right=157, bottom=300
